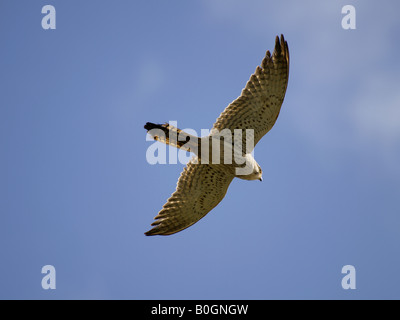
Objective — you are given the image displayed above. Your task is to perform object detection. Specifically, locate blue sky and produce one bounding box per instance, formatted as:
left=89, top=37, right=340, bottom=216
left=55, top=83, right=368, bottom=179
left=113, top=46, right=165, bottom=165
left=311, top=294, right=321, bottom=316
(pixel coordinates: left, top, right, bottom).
left=1, top=0, right=399, bottom=299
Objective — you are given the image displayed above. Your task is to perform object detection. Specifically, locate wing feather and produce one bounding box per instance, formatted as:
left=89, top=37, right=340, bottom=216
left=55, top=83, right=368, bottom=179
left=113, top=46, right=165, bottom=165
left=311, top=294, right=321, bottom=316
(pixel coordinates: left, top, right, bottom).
left=145, top=158, right=234, bottom=236
left=211, top=35, right=289, bottom=150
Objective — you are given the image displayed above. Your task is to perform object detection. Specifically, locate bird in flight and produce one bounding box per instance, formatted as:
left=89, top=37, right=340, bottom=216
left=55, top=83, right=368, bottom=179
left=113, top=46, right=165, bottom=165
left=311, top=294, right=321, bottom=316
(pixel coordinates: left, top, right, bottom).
left=144, top=35, right=289, bottom=236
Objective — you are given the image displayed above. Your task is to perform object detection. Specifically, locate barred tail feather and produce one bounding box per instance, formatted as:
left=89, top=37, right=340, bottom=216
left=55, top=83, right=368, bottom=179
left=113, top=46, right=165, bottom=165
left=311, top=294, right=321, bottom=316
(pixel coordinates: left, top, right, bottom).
left=144, top=122, right=199, bottom=153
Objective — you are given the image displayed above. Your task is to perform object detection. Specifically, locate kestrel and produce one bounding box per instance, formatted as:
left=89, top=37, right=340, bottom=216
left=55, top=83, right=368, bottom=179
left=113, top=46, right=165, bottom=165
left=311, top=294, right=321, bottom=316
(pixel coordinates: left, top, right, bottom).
left=144, top=35, right=289, bottom=236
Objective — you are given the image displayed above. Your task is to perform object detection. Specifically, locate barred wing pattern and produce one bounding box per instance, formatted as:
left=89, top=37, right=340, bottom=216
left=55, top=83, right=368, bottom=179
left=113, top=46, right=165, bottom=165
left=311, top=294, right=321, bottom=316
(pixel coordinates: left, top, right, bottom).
left=145, top=35, right=289, bottom=236
left=145, top=159, right=234, bottom=236
left=211, top=35, right=289, bottom=151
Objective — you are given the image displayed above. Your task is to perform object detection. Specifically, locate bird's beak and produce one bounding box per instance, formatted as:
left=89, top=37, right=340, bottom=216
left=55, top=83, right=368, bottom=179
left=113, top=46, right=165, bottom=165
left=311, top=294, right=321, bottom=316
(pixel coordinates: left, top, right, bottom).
left=259, top=177, right=263, bottom=182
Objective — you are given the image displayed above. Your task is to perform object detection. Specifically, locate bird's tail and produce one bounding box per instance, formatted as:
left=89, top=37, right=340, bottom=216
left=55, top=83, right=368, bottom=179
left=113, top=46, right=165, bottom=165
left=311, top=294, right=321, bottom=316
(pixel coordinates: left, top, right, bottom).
left=144, top=122, right=199, bottom=154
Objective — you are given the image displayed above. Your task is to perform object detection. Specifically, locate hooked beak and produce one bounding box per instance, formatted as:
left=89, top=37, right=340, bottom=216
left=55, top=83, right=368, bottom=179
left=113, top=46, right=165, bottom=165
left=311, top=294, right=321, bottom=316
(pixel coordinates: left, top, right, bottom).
left=259, top=177, right=263, bottom=182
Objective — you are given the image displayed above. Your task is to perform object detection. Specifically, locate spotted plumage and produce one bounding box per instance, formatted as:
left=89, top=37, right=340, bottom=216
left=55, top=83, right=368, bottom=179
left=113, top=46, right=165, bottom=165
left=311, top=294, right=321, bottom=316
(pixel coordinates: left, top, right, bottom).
left=144, top=35, right=289, bottom=236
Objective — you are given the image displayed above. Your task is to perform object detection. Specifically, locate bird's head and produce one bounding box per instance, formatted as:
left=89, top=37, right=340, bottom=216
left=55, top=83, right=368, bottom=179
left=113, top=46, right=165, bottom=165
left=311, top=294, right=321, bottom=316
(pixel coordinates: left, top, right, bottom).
left=237, top=161, right=263, bottom=181
left=254, top=163, right=263, bottom=181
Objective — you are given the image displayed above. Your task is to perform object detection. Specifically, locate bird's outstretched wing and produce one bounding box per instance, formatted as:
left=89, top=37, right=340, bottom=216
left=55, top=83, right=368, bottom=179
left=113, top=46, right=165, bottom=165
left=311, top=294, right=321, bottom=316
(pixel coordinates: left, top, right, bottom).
left=145, top=35, right=289, bottom=236
left=211, top=35, right=289, bottom=152
left=145, top=159, right=235, bottom=236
